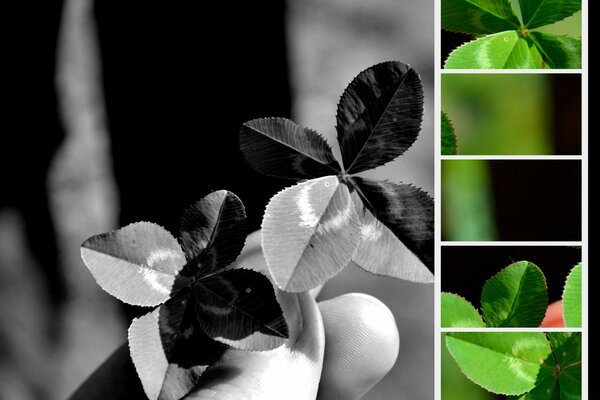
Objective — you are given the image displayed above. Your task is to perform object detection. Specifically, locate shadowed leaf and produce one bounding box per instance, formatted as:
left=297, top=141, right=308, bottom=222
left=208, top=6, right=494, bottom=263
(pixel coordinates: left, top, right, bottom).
left=529, top=32, right=581, bottom=69
left=547, top=332, right=581, bottom=367
left=508, top=374, right=559, bottom=400
left=562, top=263, right=582, bottom=327
left=194, top=268, right=288, bottom=350
left=351, top=177, right=433, bottom=272
left=519, top=0, right=581, bottom=29
left=128, top=291, right=226, bottom=400
left=81, top=222, right=187, bottom=306
left=262, top=176, right=361, bottom=292
left=336, top=61, right=423, bottom=174
left=446, top=332, right=554, bottom=395
left=445, top=31, right=536, bottom=69
left=441, top=293, right=485, bottom=327
left=441, top=0, right=520, bottom=34
left=515, top=331, right=581, bottom=398
left=350, top=190, right=433, bottom=283
left=480, top=261, right=548, bottom=327
left=180, top=190, right=247, bottom=273
left=441, top=111, right=458, bottom=155
left=240, top=118, right=341, bottom=179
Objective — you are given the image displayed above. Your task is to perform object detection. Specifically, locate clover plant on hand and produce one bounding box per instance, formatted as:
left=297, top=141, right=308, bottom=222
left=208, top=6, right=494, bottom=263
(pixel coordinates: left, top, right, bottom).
left=81, top=191, right=288, bottom=400
left=239, top=61, right=434, bottom=293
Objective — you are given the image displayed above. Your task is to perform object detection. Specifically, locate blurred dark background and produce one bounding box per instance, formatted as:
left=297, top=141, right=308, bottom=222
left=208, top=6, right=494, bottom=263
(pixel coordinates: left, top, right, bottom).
left=441, top=246, right=581, bottom=308
left=0, top=1, right=433, bottom=399
left=442, top=160, right=581, bottom=241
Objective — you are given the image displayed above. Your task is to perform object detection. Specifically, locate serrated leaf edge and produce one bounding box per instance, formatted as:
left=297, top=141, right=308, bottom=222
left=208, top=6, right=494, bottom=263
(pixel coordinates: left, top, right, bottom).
left=441, top=292, right=485, bottom=327
left=241, top=117, right=341, bottom=178
left=480, top=261, right=548, bottom=327
left=445, top=333, right=550, bottom=396
left=441, top=111, right=458, bottom=155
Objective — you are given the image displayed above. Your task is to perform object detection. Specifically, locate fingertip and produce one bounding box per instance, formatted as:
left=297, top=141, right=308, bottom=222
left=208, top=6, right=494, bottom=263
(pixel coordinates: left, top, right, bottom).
left=317, top=293, right=399, bottom=400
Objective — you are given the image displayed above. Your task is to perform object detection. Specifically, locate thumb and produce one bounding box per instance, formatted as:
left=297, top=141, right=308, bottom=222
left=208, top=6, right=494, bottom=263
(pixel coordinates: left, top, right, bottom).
left=185, top=290, right=325, bottom=400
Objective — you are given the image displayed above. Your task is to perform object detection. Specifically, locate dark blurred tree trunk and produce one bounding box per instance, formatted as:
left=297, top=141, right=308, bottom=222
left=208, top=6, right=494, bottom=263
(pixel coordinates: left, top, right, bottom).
left=94, top=2, right=291, bottom=236
left=2, top=1, right=68, bottom=307
left=94, top=2, right=292, bottom=321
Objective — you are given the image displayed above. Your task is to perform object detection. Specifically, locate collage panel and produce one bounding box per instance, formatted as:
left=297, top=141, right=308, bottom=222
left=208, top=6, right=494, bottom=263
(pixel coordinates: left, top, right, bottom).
left=441, top=245, right=582, bottom=328
left=441, top=74, right=582, bottom=155
left=441, top=0, right=582, bottom=69
left=442, top=332, right=582, bottom=399
left=441, top=159, right=581, bottom=241
left=438, top=2, right=586, bottom=400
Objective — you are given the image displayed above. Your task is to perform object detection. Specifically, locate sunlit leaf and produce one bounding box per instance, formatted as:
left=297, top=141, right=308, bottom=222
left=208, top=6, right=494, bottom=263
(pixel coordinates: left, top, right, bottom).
left=446, top=332, right=554, bottom=395
left=350, top=191, right=433, bottom=283
left=351, top=177, right=433, bottom=272
left=262, top=176, right=361, bottom=292
left=530, top=32, right=581, bottom=68
left=441, top=293, right=485, bottom=328
left=194, top=268, right=288, bottom=350
left=562, top=263, right=582, bottom=327
left=441, top=0, right=520, bottom=34
left=81, top=222, right=187, bottom=306
left=336, top=61, right=423, bottom=174
left=519, top=0, right=581, bottom=30
left=240, top=117, right=341, bottom=179
left=180, top=190, right=247, bottom=272
left=480, top=261, right=548, bottom=327
left=445, top=31, right=536, bottom=69
left=441, top=111, right=458, bottom=155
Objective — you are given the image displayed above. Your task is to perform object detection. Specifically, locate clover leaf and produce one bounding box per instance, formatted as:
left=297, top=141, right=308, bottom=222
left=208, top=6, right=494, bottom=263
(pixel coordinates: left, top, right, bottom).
left=240, top=61, right=433, bottom=293
left=446, top=332, right=581, bottom=399
left=442, top=0, right=582, bottom=69
left=81, top=190, right=288, bottom=400
left=442, top=261, right=582, bottom=328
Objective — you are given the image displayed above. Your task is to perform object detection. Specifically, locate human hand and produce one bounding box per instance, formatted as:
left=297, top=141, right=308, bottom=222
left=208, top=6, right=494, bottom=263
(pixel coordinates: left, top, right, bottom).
left=69, top=231, right=400, bottom=400
left=539, top=300, right=565, bottom=328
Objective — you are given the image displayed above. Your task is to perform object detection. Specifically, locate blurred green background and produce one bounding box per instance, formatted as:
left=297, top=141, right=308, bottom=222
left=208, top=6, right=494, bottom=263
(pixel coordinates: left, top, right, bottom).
left=441, top=160, right=496, bottom=240
left=441, top=333, right=499, bottom=400
left=442, top=74, right=581, bottom=155
left=442, top=160, right=581, bottom=241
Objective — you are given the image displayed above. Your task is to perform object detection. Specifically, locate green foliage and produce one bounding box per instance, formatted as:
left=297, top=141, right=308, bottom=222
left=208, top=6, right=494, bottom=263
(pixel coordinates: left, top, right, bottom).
left=442, top=0, right=581, bottom=68
left=446, top=332, right=581, bottom=398
left=562, top=263, right=582, bottom=327
left=442, top=160, right=497, bottom=240
left=442, top=261, right=582, bottom=328
left=441, top=333, right=493, bottom=400
left=441, top=111, right=458, bottom=155
left=441, top=74, right=551, bottom=155
left=441, top=293, right=485, bottom=327
left=480, top=261, right=548, bottom=327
